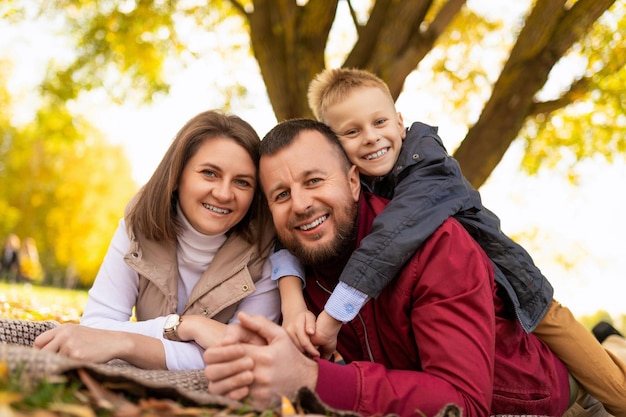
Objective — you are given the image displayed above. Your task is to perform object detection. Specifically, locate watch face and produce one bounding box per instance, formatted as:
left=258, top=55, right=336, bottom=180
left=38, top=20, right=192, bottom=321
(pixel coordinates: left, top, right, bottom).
left=164, top=314, right=179, bottom=329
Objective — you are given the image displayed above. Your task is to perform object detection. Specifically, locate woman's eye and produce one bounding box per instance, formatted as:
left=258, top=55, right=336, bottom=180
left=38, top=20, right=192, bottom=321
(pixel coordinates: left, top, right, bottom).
left=202, top=169, right=217, bottom=178
left=235, top=179, right=252, bottom=187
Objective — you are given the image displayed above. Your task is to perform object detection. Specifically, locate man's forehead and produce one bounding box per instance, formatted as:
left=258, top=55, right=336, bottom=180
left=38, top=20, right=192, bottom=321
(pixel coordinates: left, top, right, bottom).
left=262, top=131, right=333, bottom=167
left=260, top=132, right=337, bottom=189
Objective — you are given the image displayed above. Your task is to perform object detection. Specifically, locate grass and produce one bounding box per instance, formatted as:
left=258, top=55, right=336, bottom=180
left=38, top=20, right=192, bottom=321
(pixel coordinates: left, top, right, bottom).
left=0, top=282, right=88, bottom=324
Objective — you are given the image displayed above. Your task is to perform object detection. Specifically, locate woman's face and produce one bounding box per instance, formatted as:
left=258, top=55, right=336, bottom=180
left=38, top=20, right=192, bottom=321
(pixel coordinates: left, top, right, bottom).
left=178, top=136, right=257, bottom=235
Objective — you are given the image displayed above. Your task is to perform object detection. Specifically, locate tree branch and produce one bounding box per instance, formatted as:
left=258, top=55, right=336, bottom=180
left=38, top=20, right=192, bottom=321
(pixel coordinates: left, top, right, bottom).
left=530, top=76, right=590, bottom=116
left=380, top=0, right=466, bottom=98
left=425, top=0, right=467, bottom=40
left=344, top=0, right=393, bottom=69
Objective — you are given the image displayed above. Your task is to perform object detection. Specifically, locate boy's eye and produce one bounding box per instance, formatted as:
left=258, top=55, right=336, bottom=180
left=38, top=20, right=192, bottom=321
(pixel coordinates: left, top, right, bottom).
left=374, top=118, right=387, bottom=126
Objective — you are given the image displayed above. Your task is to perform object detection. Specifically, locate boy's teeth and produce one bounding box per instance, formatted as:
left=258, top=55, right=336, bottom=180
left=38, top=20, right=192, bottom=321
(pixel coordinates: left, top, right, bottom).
left=366, top=148, right=388, bottom=160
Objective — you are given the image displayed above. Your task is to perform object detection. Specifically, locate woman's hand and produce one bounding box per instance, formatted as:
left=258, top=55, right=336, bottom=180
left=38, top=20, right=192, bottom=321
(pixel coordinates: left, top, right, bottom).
left=34, top=324, right=132, bottom=363
left=34, top=324, right=168, bottom=369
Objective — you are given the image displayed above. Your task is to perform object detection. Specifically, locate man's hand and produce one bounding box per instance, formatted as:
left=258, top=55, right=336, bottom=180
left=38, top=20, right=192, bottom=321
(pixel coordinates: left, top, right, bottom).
left=203, top=312, right=319, bottom=409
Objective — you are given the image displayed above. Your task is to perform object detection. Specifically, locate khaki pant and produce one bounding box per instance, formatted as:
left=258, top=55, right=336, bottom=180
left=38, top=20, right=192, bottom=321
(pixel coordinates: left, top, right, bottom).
left=533, top=300, right=626, bottom=417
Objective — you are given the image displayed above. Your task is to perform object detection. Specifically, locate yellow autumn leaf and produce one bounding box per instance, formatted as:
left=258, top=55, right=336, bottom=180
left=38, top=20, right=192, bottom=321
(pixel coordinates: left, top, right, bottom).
left=0, top=392, right=23, bottom=405
left=48, top=403, right=97, bottom=417
left=280, top=396, right=296, bottom=415
left=0, top=391, right=22, bottom=417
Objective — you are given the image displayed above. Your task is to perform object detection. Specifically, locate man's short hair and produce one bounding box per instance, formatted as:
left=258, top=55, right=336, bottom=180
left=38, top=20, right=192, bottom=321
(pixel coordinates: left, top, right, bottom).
left=307, top=68, right=393, bottom=122
left=260, top=118, right=352, bottom=171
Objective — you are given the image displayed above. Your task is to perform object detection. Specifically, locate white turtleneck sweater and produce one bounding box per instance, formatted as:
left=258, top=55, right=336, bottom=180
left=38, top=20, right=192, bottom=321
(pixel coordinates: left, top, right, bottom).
left=81, top=210, right=279, bottom=370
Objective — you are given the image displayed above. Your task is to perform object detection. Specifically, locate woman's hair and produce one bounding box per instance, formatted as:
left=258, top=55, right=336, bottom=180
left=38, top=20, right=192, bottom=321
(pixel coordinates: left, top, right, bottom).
left=307, top=68, right=392, bottom=122
left=128, top=110, right=269, bottom=246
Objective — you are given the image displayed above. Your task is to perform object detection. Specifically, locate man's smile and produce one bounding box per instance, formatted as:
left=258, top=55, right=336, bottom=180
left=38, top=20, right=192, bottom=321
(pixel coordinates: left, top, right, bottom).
left=297, top=215, right=328, bottom=231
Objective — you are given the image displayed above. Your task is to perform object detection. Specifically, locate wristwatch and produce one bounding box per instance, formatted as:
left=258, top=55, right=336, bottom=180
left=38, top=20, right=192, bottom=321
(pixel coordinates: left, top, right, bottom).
left=163, top=313, right=184, bottom=342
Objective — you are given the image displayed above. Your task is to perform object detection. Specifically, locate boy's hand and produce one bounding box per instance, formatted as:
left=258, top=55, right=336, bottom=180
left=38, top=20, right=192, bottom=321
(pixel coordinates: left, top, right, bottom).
left=311, top=310, right=343, bottom=360
left=282, top=309, right=320, bottom=358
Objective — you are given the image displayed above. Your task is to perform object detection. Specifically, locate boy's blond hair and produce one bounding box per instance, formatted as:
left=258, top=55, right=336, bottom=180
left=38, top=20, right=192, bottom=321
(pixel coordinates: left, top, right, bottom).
left=307, top=68, right=394, bottom=122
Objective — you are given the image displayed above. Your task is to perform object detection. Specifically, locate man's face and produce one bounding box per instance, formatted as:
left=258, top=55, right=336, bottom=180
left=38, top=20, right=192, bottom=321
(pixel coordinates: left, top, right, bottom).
left=260, top=130, right=361, bottom=265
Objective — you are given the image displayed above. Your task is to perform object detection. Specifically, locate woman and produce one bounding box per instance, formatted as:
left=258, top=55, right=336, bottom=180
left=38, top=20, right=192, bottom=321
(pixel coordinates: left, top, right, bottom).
left=34, top=110, right=280, bottom=370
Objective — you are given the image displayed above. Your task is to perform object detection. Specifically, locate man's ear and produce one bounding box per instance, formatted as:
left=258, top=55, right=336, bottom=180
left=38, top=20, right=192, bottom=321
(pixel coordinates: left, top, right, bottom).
left=398, top=112, right=406, bottom=140
left=348, top=165, right=361, bottom=202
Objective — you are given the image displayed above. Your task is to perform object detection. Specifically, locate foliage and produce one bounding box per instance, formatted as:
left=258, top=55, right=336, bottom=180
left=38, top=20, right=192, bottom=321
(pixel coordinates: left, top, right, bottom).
left=0, top=70, right=138, bottom=286
left=520, top=1, right=626, bottom=180
left=579, top=310, right=626, bottom=336
left=36, top=0, right=183, bottom=105
left=0, top=282, right=87, bottom=323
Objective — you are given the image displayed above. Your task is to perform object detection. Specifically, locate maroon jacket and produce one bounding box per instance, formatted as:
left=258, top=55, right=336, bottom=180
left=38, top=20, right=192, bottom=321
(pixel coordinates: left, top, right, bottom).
left=304, top=193, right=569, bottom=416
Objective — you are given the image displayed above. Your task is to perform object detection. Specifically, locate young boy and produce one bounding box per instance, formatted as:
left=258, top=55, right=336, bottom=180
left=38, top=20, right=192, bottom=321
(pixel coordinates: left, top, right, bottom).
left=270, top=67, right=626, bottom=415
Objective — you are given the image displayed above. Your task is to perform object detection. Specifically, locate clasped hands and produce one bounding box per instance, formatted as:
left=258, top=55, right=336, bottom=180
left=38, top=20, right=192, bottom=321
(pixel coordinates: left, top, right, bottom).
left=203, top=312, right=320, bottom=409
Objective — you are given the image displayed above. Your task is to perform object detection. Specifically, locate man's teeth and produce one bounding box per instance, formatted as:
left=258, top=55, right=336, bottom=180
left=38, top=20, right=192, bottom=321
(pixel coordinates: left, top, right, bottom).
left=203, top=203, right=230, bottom=214
left=365, top=148, right=388, bottom=160
left=299, top=216, right=327, bottom=231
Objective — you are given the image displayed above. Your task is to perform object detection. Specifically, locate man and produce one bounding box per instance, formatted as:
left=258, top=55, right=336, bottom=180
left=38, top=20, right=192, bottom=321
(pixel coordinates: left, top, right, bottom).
left=203, top=119, right=603, bottom=416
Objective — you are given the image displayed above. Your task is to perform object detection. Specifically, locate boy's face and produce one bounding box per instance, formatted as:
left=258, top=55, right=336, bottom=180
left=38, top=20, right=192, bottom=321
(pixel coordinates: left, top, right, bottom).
left=323, top=86, right=406, bottom=179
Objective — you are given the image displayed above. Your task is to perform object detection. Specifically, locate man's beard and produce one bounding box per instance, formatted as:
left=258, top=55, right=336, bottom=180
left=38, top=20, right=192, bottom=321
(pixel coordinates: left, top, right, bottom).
left=278, top=200, right=358, bottom=266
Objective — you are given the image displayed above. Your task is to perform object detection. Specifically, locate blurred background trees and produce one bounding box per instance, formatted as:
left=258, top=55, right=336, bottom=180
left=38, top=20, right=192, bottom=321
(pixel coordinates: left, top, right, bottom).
left=0, top=0, right=624, bottom=288
left=0, top=60, right=136, bottom=286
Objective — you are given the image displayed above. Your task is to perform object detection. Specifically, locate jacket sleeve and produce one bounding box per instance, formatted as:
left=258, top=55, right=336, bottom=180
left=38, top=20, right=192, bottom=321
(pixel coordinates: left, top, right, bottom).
left=338, top=127, right=477, bottom=297
left=316, top=219, right=496, bottom=416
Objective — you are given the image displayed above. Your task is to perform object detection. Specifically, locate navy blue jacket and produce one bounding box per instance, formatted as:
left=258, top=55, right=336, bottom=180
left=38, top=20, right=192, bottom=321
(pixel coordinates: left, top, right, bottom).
left=339, top=121, right=553, bottom=333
